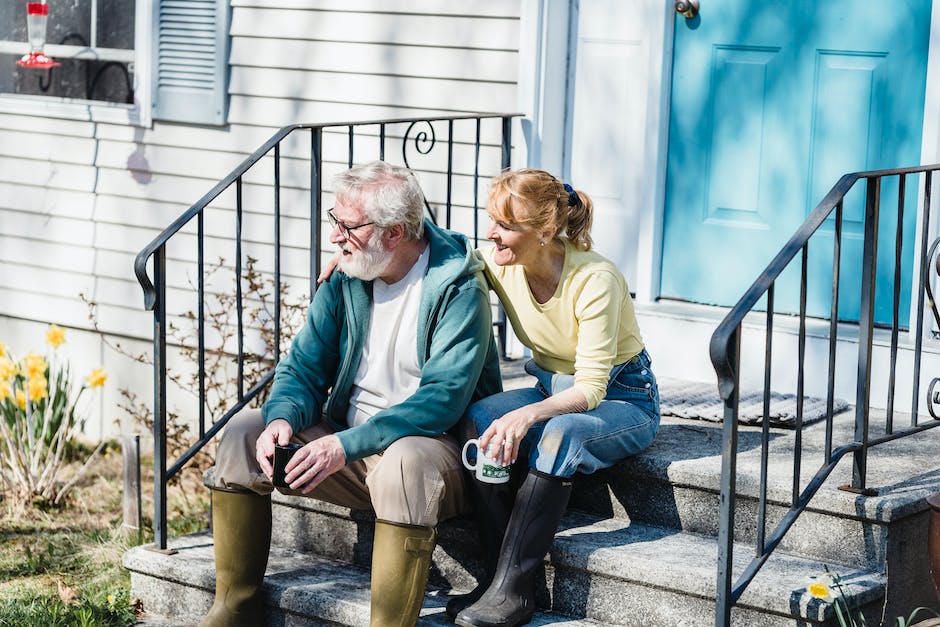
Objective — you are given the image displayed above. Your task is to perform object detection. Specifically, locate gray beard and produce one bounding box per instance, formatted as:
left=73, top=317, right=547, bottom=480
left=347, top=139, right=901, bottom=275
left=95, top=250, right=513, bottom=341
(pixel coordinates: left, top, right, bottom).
left=339, top=230, right=393, bottom=281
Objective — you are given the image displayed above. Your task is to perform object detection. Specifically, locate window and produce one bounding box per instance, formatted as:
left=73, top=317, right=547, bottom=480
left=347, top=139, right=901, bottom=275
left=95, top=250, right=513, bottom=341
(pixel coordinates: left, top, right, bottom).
left=0, top=0, right=231, bottom=127
left=0, top=0, right=151, bottom=124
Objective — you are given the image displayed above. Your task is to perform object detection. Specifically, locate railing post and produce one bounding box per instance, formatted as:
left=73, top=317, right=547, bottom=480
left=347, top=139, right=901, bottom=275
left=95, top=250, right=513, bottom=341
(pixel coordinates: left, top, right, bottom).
left=152, top=245, right=169, bottom=551
left=501, top=116, right=512, bottom=170
left=715, top=326, right=741, bottom=627
left=310, top=127, right=323, bottom=297
left=121, top=434, right=142, bottom=545
left=851, top=176, right=880, bottom=492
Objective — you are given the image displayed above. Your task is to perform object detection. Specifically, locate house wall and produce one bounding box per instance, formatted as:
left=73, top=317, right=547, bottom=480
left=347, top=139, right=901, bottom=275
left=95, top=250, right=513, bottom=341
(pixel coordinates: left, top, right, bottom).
left=0, top=0, right=524, bottom=440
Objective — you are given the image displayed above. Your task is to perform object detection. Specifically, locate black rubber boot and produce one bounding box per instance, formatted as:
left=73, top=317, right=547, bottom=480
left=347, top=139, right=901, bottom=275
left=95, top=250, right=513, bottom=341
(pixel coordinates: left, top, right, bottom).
left=454, top=470, right=573, bottom=627
left=445, top=477, right=516, bottom=618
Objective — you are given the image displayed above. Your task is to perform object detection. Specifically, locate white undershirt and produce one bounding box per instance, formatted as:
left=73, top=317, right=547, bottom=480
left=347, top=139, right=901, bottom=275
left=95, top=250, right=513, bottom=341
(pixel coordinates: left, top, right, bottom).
left=346, top=245, right=430, bottom=427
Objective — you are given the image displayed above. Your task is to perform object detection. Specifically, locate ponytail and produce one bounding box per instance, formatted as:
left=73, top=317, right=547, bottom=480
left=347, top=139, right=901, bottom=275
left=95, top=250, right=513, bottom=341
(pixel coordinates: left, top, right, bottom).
left=564, top=187, right=593, bottom=251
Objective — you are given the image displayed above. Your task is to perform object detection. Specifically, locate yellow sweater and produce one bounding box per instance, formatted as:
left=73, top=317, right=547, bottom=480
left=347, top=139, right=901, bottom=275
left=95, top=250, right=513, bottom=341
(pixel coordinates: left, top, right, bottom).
left=481, top=240, right=644, bottom=410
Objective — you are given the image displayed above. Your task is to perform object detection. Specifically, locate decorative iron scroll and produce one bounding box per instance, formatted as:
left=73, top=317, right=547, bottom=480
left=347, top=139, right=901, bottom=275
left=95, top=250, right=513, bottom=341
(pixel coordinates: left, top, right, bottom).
left=402, top=120, right=439, bottom=223
left=924, top=236, right=940, bottom=419
left=402, top=120, right=437, bottom=167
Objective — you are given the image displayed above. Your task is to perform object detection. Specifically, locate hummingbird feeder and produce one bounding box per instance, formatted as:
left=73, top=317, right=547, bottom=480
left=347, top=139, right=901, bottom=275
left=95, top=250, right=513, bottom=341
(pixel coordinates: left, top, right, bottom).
left=17, top=2, right=60, bottom=69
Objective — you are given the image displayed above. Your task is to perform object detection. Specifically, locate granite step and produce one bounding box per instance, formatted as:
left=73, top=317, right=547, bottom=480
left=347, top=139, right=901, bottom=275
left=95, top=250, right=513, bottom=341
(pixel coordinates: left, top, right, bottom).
left=126, top=513, right=885, bottom=626
left=124, top=532, right=611, bottom=627
left=502, top=360, right=940, bottom=566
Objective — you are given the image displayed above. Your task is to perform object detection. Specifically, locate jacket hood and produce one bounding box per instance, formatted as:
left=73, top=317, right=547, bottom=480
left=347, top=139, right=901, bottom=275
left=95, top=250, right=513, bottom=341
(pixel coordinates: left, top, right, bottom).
left=422, top=219, right=483, bottom=288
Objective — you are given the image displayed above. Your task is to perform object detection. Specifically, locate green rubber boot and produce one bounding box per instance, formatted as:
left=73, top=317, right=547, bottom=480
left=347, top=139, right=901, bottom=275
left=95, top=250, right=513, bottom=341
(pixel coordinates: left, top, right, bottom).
left=198, top=489, right=271, bottom=627
left=369, top=519, right=437, bottom=627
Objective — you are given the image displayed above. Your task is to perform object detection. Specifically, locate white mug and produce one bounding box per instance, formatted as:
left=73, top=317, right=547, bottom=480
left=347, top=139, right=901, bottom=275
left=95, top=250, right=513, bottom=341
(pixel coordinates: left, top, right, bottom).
left=461, top=438, right=511, bottom=484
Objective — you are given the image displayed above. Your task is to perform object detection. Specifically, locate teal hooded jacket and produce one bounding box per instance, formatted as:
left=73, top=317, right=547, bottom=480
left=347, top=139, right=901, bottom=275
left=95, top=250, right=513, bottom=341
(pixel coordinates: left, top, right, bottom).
left=261, top=220, right=503, bottom=462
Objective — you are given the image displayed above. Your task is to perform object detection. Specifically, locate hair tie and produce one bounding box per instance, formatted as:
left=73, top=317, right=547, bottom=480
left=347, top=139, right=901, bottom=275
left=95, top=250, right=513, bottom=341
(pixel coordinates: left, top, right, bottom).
left=563, top=183, right=580, bottom=207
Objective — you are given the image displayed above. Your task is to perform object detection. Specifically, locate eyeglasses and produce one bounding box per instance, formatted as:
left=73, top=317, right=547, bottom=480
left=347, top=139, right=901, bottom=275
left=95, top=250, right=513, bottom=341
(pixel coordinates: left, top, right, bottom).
left=328, top=208, right=375, bottom=238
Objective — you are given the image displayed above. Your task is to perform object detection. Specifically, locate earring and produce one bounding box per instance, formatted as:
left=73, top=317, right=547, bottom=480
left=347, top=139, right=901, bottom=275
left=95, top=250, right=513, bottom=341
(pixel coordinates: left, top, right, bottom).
left=539, top=240, right=545, bottom=247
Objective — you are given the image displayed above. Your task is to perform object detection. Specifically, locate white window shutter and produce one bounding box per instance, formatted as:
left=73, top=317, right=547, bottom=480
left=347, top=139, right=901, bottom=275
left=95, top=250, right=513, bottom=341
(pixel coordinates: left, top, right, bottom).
left=152, top=0, right=230, bottom=125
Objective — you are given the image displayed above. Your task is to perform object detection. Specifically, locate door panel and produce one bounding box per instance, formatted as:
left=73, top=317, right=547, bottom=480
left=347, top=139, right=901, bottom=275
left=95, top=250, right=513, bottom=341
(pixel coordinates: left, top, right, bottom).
left=660, top=0, right=930, bottom=324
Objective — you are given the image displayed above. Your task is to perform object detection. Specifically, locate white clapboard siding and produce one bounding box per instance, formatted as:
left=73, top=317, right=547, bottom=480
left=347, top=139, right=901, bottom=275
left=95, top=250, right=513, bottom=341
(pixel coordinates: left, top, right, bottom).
left=0, top=156, right=97, bottom=193
left=231, top=0, right=519, bottom=18
left=0, top=129, right=98, bottom=164
left=0, top=262, right=97, bottom=299
left=93, top=121, right=289, bottom=156
left=230, top=39, right=518, bottom=83
left=94, top=169, right=238, bottom=207
left=79, top=300, right=152, bottom=340
left=93, top=139, right=252, bottom=183
left=230, top=67, right=516, bottom=115
left=0, top=182, right=95, bottom=220
left=0, top=289, right=108, bottom=332
left=227, top=95, right=503, bottom=127
left=230, top=8, right=518, bottom=50
left=93, top=195, right=192, bottom=232
left=0, top=113, right=97, bottom=137
left=0, top=208, right=96, bottom=247
left=0, top=235, right=96, bottom=273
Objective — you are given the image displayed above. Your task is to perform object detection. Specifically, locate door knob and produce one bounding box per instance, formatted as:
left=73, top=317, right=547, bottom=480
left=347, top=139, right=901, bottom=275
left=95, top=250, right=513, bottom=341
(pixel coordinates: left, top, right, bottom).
left=675, top=0, right=699, bottom=18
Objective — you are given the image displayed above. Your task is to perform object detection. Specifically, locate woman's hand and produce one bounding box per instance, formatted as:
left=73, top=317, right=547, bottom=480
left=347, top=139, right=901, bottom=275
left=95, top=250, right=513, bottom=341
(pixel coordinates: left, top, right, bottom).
left=479, top=407, right=540, bottom=465
left=317, top=251, right=342, bottom=284
left=478, top=387, right=590, bottom=465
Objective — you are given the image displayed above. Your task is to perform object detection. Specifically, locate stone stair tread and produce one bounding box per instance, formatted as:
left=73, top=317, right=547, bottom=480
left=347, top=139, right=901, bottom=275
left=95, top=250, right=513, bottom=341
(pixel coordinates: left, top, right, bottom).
left=126, top=508, right=884, bottom=626
left=501, top=359, right=940, bottom=522
left=123, top=532, right=604, bottom=626
left=593, top=413, right=940, bottom=522
left=552, top=511, right=883, bottom=621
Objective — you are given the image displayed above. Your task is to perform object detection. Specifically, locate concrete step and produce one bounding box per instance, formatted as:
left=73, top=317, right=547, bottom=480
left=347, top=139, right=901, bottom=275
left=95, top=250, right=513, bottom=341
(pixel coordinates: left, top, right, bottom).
left=565, top=410, right=940, bottom=571
left=124, top=532, right=609, bottom=627
left=502, top=359, right=940, bottom=555
left=125, top=515, right=884, bottom=627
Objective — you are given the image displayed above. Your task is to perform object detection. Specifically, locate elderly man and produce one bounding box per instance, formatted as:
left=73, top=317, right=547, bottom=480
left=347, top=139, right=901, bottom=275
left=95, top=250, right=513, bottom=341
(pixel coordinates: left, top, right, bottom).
left=201, top=161, right=502, bottom=627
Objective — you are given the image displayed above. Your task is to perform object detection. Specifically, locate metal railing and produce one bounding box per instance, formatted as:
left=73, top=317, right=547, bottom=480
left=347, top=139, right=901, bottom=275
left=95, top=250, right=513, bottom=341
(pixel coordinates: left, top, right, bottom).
left=134, top=113, right=520, bottom=550
left=709, top=164, right=940, bottom=625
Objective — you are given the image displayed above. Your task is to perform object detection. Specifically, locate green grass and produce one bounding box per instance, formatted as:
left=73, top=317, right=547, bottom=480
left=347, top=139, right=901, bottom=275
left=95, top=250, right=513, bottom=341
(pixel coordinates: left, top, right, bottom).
left=0, top=440, right=210, bottom=626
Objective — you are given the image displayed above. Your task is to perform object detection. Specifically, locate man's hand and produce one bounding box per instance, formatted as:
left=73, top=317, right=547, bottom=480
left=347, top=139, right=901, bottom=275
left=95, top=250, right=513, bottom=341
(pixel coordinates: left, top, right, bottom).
left=255, top=419, right=293, bottom=478
left=284, top=434, right=346, bottom=493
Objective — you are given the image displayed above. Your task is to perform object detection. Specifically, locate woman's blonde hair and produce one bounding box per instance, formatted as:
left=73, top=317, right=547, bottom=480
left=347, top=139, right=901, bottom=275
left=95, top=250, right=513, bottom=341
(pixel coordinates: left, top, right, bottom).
left=487, top=168, right=593, bottom=250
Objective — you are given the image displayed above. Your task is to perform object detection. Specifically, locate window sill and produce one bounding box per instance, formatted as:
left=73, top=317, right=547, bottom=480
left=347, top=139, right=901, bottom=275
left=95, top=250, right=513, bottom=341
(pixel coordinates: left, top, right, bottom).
left=0, top=93, right=147, bottom=126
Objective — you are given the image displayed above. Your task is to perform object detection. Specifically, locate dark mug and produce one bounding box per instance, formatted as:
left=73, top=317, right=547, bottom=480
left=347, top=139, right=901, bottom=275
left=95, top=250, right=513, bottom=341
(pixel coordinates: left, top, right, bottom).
left=272, top=443, right=303, bottom=489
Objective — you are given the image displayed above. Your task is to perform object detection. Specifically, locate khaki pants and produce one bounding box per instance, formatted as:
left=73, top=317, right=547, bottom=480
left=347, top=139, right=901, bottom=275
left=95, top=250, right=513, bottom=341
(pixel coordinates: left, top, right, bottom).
left=210, top=408, right=469, bottom=527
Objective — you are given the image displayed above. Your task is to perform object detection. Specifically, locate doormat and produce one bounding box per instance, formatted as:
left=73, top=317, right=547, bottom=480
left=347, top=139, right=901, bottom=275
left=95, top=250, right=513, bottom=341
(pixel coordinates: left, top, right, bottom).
left=658, top=377, right=849, bottom=428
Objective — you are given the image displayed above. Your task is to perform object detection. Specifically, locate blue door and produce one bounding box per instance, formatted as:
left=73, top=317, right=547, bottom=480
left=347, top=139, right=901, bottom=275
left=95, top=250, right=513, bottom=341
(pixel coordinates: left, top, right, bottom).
left=660, top=0, right=930, bottom=323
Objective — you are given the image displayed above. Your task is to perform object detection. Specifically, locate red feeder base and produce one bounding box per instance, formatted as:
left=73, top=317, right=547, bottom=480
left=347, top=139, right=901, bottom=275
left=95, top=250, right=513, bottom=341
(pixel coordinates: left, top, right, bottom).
left=16, top=52, right=60, bottom=68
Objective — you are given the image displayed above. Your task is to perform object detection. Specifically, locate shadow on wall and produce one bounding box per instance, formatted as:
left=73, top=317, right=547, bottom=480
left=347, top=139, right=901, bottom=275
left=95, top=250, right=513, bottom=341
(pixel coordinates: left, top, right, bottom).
left=127, top=125, right=152, bottom=185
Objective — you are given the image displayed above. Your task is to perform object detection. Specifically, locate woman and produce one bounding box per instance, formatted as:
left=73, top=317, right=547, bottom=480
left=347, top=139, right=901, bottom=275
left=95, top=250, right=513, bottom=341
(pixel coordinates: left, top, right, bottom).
left=450, top=169, right=660, bottom=627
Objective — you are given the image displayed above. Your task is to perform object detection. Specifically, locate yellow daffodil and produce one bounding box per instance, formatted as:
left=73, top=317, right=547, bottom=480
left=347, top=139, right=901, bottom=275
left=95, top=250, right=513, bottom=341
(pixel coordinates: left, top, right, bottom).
left=23, top=352, right=47, bottom=379
left=0, top=382, right=10, bottom=401
left=0, top=342, right=5, bottom=358
left=27, top=376, right=48, bottom=402
left=0, top=357, right=14, bottom=382
left=86, top=368, right=107, bottom=388
left=45, top=324, right=66, bottom=349
left=15, top=389, right=26, bottom=410
left=805, top=574, right=835, bottom=602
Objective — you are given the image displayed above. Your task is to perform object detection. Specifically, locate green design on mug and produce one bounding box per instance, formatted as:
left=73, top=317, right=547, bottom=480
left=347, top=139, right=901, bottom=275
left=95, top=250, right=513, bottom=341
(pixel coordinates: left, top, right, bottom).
left=482, top=464, right=510, bottom=479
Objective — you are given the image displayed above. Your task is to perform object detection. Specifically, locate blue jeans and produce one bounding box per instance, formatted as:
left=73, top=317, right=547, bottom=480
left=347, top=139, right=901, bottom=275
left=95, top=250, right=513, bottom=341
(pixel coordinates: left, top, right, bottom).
left=465, top=349, right=660, bottom=478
